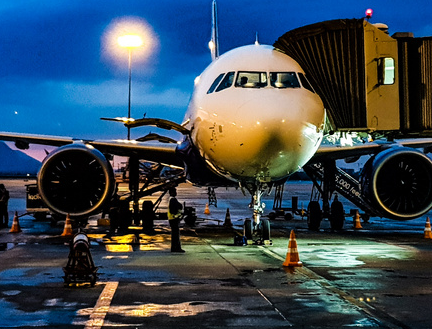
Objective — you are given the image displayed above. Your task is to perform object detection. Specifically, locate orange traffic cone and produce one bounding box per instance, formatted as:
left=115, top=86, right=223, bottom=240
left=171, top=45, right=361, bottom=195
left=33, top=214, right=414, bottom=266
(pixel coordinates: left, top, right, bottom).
left=283, top=230, right=302, bottom=267
left=424, top=217, right=432, bottom=239
left=223, top=208, right=232, bottom=227
left=9, top=211, right=22, bottom=233
left=204, top=203, right=210, bottom=215
left=354, top=210, right=362, bottom=229
left=61, top=214, right=73, bottom=237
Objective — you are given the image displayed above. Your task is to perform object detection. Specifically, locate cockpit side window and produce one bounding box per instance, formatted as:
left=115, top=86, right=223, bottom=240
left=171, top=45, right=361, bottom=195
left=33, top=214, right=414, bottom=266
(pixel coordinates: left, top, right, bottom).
left=215, top=71, right=235, bottom=92
left=298, top=73, right=315, bottom=93
left=270, top=72, right=300, bottom=88
left=207, top=73, right=225, bottom=94
left=235, top=72, right=267, bottom=88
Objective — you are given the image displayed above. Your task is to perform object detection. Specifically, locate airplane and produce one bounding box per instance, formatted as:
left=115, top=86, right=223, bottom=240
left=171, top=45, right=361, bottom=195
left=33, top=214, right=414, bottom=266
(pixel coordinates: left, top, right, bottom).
left=1, top=1, right=432, bottom=240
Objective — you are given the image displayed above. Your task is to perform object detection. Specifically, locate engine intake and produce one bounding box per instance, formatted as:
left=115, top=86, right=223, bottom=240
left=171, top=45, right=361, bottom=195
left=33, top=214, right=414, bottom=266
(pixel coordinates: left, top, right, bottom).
left=361, top=147, right=432, bottom=219
left=37, top=143, right=115, bottom=217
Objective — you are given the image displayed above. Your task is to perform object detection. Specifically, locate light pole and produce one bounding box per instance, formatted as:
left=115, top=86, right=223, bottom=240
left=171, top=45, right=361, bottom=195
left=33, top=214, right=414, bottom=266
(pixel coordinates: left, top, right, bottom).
left=117, top=34, right=143, bottom=140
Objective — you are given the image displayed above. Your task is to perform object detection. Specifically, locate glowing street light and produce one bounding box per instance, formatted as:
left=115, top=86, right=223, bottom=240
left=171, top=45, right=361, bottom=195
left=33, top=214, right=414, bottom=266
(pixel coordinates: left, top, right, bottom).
left=118, top=34, right=143, bottom=140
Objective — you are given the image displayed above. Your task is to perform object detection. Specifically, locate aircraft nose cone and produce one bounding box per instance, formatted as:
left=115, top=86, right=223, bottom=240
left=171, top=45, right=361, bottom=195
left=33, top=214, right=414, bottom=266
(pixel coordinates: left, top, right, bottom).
left=200, top=92, right=324, bottom=182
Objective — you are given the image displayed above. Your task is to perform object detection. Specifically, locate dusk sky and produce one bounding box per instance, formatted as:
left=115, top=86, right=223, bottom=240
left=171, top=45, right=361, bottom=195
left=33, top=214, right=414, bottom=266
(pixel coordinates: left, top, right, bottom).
left=1, top=0, right=432, bottom=160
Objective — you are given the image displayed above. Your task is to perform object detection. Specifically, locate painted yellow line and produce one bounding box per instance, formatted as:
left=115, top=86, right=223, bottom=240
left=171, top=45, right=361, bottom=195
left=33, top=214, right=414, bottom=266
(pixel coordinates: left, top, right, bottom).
left=84, top=281, right=119, bottom=329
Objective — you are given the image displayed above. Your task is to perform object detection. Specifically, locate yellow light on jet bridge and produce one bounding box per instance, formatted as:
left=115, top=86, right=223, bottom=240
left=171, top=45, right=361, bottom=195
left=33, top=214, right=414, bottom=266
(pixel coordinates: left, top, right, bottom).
left=118, top=35, right=143, bottom=48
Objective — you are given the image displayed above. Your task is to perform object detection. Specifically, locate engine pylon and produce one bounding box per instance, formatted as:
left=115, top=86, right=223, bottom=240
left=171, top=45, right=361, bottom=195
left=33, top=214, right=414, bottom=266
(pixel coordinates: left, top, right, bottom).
left=9, top=211, right=22, bottom=233
left=283, top=230, right=302, bottom=267
left=424, top=217, right=432, bottom=239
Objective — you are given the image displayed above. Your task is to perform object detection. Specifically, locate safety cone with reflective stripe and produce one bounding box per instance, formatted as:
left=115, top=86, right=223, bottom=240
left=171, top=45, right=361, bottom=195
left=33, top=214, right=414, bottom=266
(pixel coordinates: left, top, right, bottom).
left=283, top=230, right=302, bottom=267
left=424, top=217, right=432, bottom=239
left=204, top=203, right=210, bottom=215
left=354, top=210, right=362, bottom=229
left=9, top=211, right=22, bottom=233
left=223, top=208, right=232, bottom=227
left=61, top=214, right=73, bottom=237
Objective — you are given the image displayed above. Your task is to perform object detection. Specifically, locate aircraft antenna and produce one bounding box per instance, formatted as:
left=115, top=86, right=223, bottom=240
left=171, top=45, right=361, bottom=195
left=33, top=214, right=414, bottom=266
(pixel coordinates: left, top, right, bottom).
left=209, top=0, right=219, bottom=61
left=255, top=32, right=260, bottom=45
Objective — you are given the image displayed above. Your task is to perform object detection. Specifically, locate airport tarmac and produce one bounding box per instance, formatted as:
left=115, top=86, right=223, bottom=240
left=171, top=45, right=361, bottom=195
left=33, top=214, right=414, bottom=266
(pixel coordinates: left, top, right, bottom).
left=1, top=179, right=432, bottom=328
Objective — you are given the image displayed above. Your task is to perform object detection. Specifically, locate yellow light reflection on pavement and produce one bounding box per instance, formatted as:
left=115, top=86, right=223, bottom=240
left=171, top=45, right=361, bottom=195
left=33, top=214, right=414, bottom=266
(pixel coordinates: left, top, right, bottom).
left=105, top=244, right=133, bottom=252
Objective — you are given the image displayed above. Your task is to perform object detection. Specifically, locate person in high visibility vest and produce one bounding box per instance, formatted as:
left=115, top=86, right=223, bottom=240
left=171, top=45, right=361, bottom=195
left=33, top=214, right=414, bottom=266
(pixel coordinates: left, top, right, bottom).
left=167, top=188, right=185, bottom=253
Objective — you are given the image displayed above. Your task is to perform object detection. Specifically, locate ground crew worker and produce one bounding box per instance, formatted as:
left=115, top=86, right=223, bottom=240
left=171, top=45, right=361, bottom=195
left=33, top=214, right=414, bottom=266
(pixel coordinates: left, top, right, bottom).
left=0, top=184, right=10, bottom=228
left=167, top=188, right=185, bottom=253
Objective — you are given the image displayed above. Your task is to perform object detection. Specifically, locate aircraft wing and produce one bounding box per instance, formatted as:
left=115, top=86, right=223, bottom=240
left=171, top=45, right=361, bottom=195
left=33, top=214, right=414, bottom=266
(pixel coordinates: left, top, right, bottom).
left=313, top=138, right=432, bottom=161
left=0, top=131, right=184, bottom=168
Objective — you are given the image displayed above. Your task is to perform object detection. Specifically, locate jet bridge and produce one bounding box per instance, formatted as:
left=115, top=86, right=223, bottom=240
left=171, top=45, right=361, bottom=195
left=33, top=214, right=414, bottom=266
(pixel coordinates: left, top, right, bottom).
left=274, top=18, right=432, bottom=136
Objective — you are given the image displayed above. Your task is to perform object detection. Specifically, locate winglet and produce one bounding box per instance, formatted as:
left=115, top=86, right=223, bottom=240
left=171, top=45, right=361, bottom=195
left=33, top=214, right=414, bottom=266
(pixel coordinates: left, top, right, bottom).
left=209, top=0, right=219, bottom=61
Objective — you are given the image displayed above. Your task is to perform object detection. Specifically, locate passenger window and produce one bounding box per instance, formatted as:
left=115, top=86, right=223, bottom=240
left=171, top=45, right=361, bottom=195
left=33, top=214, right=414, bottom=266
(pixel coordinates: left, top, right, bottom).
left=207, top=73, right=225, bottom=94
left=298, top=73, right=315, bottom=93
left=235, top=72, right=267, bottom=88
left=270, top=72, right=300, bottom=88
left=216, top=71, right=235, bottom=92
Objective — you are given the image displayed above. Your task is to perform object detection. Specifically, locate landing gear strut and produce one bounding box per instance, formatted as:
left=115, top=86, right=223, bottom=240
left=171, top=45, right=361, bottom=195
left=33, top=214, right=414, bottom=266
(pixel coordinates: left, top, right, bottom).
left=243, top=183, right=272, bottom=244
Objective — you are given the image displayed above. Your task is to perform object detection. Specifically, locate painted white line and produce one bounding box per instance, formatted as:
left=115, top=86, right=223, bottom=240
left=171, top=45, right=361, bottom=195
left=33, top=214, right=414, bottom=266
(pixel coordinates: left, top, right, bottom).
left=84, top=281, right=119, bottom=329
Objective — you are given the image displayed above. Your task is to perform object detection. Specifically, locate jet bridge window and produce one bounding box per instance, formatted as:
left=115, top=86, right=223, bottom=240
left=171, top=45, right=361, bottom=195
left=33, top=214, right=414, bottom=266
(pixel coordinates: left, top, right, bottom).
left=378, top=57, right=395, bottom=85
left=235, top=72, right=267, bottom=88
left=270, top=72, right=300, bottom=88
left=215, top=71, right=235, bottom=92
left=298, top=73, right=315, bottom=93
left=207, top=73, right=225, bottom=94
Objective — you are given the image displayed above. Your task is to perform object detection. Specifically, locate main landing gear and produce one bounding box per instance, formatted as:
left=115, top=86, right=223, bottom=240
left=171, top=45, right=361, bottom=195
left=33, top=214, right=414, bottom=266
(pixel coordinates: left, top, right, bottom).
left=243, top=183, right=272, bottom=244
left=304, top=160, right=346, bottom=231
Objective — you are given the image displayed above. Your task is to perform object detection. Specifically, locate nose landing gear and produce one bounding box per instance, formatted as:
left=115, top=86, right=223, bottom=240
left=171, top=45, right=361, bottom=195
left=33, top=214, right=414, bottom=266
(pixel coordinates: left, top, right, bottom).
left=243, top=183, right=272, bottom=245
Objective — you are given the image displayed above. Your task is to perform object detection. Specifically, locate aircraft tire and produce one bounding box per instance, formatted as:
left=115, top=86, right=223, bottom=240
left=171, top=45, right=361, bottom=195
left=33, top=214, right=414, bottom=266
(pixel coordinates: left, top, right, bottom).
left=329, top=200, right=344, bottom=230
left=261, top=219, right=270, bottom=241
left=244, top=219, right=253, bottom=240
left=307, top=201, right=322, bottom=231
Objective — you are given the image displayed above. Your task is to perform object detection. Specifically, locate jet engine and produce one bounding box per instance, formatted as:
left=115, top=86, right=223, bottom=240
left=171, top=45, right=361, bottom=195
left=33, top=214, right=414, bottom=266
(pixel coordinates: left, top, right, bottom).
left=361, top=147, right=432, bottom=219
left=37, top=143, right=115, bottom=217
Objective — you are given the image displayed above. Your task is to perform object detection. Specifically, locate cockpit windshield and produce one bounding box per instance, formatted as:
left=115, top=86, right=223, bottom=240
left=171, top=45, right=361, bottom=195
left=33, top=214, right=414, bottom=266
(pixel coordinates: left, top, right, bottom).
left=206, top=71, right=313, bottom=94
left=235, top=72, right=267, bottom=88
left=269, top=72, right=300, bottom=88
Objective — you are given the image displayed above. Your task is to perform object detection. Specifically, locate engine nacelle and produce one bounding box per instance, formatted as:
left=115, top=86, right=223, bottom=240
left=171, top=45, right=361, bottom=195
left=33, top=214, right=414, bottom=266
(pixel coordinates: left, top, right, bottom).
left=37, top=143, right=115, bottom=217
left=361, top=147, right=432, bottom=219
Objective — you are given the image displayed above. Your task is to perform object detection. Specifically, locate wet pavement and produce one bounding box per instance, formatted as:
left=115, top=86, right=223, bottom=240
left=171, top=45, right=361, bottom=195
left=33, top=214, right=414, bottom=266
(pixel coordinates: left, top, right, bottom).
left=1, top=179, right=432, bottom=328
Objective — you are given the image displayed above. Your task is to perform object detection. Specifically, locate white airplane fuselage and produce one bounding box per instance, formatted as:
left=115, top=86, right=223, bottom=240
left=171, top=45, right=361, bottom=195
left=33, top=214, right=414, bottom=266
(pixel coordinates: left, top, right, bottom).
left=184, top=44, right=325, bottom=184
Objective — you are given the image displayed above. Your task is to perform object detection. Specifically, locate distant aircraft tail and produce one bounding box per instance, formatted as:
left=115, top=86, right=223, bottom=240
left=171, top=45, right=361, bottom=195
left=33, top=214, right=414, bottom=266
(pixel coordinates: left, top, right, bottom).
left=209, top=0, right=219, bottom=61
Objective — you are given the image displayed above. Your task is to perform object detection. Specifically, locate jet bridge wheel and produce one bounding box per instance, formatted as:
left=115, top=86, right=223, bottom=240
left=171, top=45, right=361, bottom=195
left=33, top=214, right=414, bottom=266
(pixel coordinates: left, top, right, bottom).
left=329, top=200, right=344, bottom=230
left=307, top=201, right=322, bottom=231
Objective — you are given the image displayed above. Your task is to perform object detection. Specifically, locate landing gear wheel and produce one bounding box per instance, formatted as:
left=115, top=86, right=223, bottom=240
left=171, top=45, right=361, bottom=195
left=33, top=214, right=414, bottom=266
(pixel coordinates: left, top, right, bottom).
left=244, top=219, right=253, bottom=240
left=307, top=201, right=322, bottom=231
left=261, top=219, right=270, bottom=241
left=329, top=200, right=344, bottom=230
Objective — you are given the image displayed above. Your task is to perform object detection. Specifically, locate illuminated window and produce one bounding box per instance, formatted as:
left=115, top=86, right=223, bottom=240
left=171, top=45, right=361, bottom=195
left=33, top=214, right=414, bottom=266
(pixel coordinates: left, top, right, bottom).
left=298, top=73, right=315, bottom=93
left=378, top=57, right=395, bottom=85
left=270, top=72, right=300, bottom=88
left=235, top=72, right=267, bottom=88
left=216, top=71, right=235, bottom=92
left=207, top=73, right=225, bottom=94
